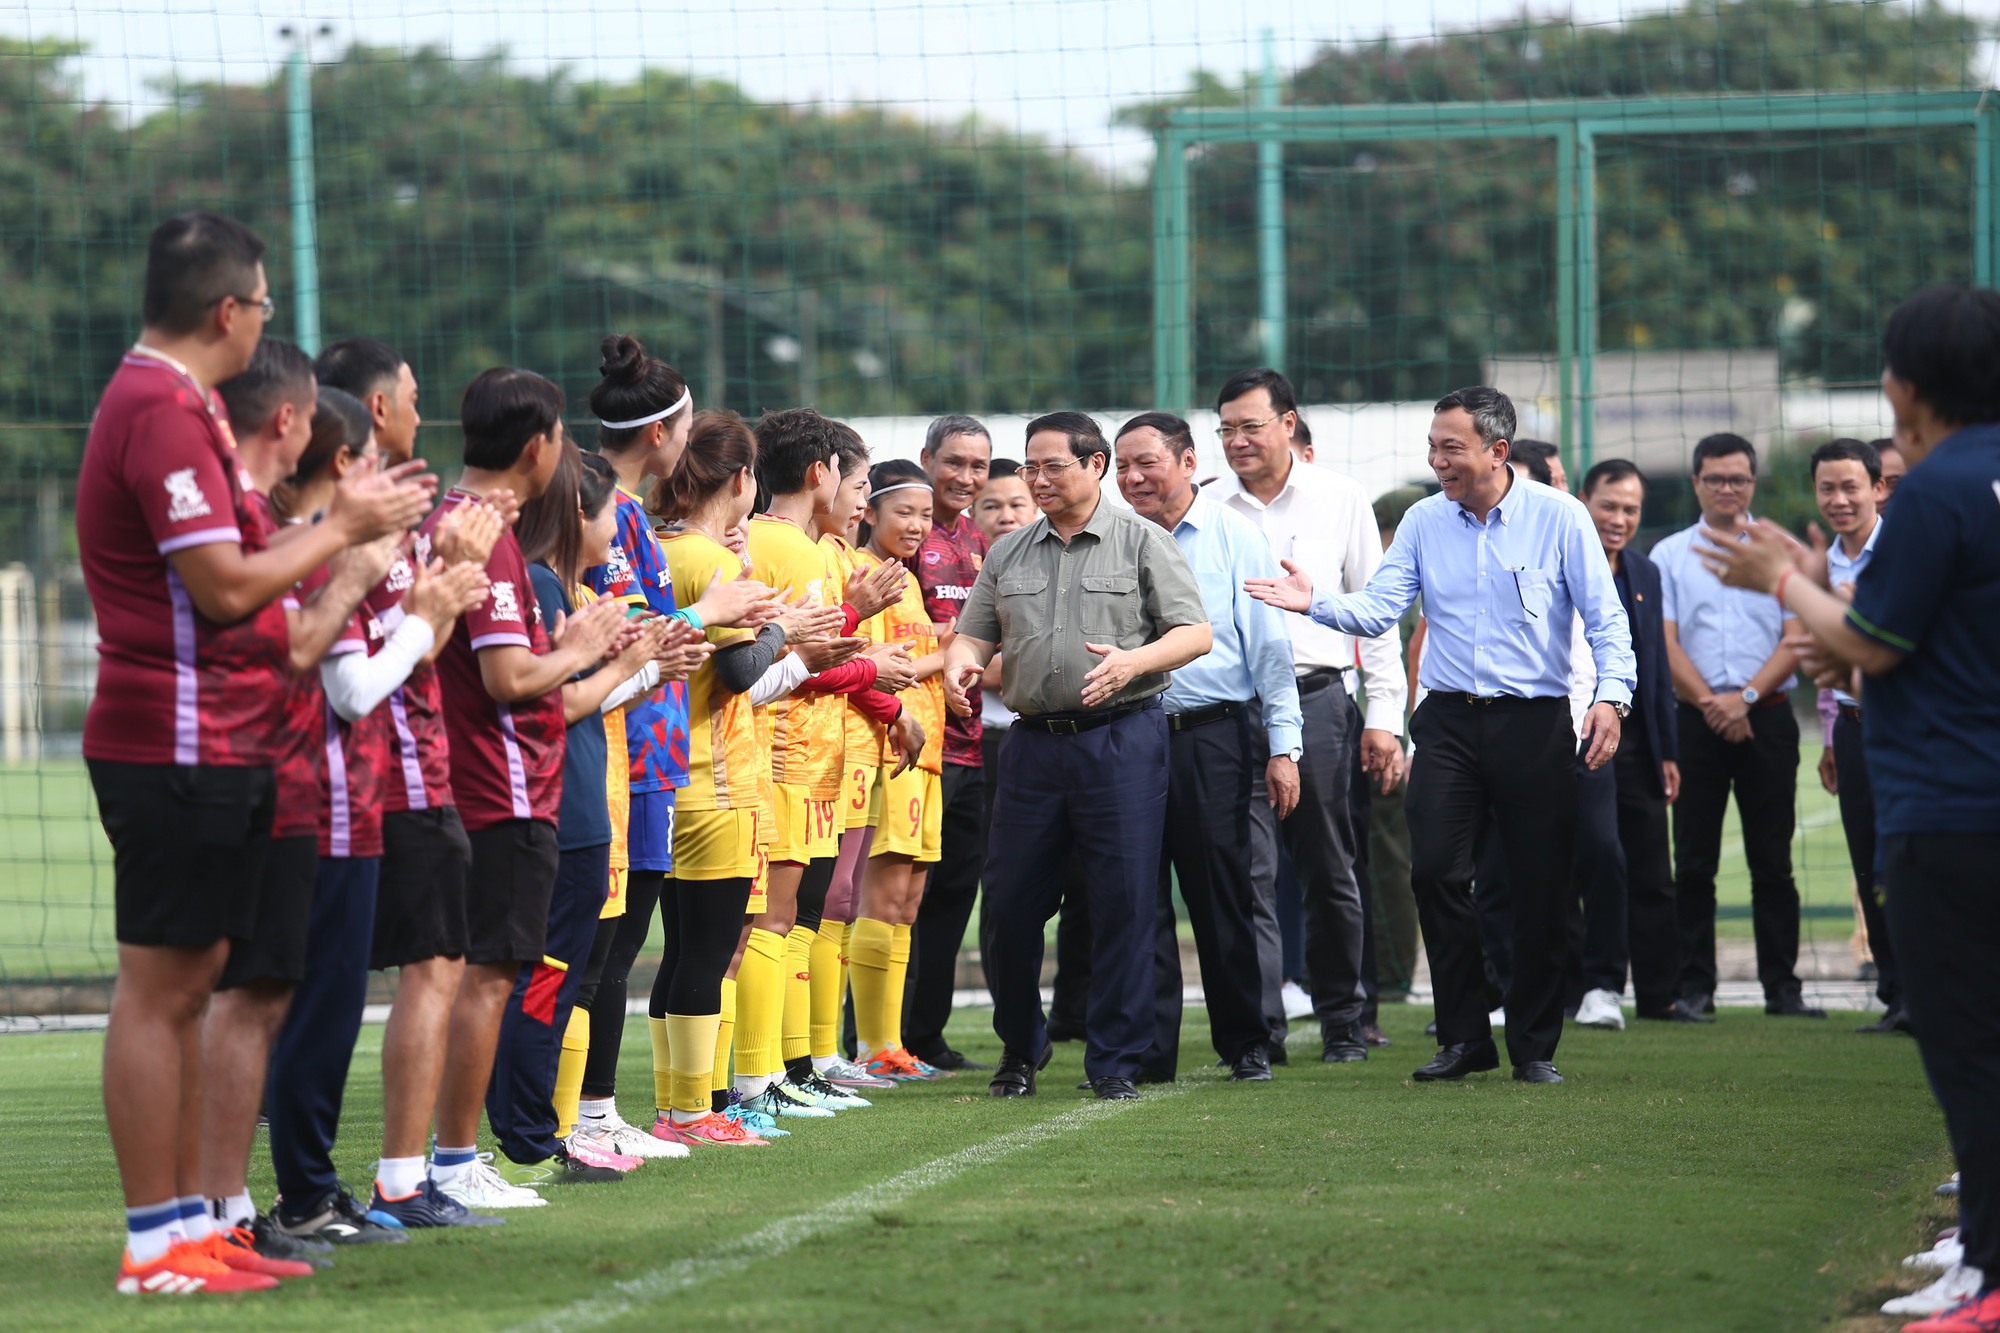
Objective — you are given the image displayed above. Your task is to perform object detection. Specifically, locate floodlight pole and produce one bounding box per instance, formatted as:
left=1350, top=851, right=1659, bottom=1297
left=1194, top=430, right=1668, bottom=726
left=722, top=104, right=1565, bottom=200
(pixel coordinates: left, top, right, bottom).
left=281, top=25, right=328, bottom=355
left=1256, top=30, right=1285, bottom=374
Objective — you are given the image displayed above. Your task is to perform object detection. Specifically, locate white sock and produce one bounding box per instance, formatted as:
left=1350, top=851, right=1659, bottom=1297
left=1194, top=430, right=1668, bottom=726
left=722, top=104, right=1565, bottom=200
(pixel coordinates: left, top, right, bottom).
left=176, top=1195, right=213, bottom=1242
left=208, top=1191, right=255, bottom=1229
left=125, top=1200, right=181, bottom=1264
left=734, top=1073, right=769, bottom=1099
left=376, top=1156, right=427, bottom=1199
left=812, top=1055, right=842, bottom=1075
left=668, top=1107, right=709, bottom=1127
left=577, top=1097, right=616, bottom=1125
left=429, top=1144, right=479, bottom=1186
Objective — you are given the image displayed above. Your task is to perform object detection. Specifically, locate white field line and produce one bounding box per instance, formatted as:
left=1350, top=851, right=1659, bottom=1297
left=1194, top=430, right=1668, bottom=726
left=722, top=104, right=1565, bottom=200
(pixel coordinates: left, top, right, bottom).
left=508, top=1084, right=1189, bottom=1333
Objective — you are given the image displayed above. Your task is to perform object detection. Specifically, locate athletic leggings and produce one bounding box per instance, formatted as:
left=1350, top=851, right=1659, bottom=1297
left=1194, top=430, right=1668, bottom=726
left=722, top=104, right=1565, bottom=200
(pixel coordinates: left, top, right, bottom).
left=577, top=870, right=664, bottom=1100
left=648, top=876, right=754, bottom=1018
left=794, top=858, right=836, bottom=934
left=825, top=825, right=875, bottom=923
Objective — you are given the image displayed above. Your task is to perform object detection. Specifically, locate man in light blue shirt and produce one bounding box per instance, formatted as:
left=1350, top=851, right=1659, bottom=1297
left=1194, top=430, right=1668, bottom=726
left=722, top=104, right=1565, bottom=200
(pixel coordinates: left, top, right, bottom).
left=1115, top=412, right=1302, bottom=1081
left=1651, top=432, right=1811, bottom=1019
left=1248, top=386, right=1634, bottom=1085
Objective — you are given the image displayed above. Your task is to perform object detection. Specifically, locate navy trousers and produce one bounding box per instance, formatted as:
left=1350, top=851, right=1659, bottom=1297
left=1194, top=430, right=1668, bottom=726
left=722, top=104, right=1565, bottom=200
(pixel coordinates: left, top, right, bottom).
left=489, top=842, right=610, bottom=1165
left=1833, top=711, right=1899, bottom=1011
left=266, top=855, right=381, bottom=1208
left=985, top=704, right=1167, bottom=1082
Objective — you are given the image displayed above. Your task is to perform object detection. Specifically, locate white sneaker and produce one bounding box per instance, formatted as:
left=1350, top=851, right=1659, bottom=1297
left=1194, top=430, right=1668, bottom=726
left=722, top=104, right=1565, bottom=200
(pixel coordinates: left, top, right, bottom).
left=1575, top=988, right=1626, bottom=1030
left=1903, top=1233, right=1966, bottom=1271
left=1882, top=1263, right=1983, bottom=1316
left=1489, top=1007, right=1507, bottom=1028
left=435, top=1152, right=547, bottom=1210
left=576, top=1112, right=691, bottom=1160
left=1281, top=981, right=1315, bottom=1021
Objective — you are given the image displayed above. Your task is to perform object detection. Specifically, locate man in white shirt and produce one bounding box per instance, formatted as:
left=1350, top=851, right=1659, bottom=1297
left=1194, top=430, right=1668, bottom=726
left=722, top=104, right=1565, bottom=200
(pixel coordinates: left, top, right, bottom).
left=1209, top=368, right=1409, bottom=1063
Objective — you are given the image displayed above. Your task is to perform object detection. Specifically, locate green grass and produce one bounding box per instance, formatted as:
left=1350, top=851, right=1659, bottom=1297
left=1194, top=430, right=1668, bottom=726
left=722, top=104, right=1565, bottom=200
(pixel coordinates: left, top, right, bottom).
left=0, top=749, right=1863, bottom=990
left=0, top=1003, right=1952, bottom=1330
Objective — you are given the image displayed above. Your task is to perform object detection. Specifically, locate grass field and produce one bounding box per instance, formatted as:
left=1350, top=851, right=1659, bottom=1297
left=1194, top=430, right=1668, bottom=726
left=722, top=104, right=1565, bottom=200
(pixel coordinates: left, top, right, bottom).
left=0, top=748, right=1868, bottom=993
left=0, top=1002, right=1954, bottom=1331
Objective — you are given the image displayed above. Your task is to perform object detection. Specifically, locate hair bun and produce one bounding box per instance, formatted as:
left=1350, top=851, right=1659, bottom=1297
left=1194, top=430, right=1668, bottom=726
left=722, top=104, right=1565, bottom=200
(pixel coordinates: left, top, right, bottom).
left=599, top=333, right=647, bottom=386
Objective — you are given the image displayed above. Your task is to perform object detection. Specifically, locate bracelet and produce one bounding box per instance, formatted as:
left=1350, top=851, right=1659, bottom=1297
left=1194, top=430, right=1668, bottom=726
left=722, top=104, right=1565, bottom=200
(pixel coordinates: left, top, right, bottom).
left=670, top=606, right=704, bottom=634
left=1774, top=568, right=1795, bottom=606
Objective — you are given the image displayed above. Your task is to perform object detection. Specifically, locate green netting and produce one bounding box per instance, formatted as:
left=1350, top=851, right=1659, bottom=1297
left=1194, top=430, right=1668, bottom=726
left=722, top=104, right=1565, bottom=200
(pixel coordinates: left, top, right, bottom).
left=0, top=0, right=1985, bottom=1015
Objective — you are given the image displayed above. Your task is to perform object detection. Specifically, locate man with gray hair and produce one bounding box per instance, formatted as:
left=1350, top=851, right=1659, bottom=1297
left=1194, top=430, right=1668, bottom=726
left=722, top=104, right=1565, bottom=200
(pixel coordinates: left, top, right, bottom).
left=904, top=414, right=995, bottom=1072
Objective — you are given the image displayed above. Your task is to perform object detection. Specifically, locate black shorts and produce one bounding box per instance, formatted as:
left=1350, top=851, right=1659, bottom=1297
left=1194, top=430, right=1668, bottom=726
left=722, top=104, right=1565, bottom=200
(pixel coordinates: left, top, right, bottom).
left=373, top=806, right=473, bottom=969
left=465, top=818, right=560, bottom=966
left=88, top=760, right=275, bottom=949
left=216, top=835, right=319, bottom=990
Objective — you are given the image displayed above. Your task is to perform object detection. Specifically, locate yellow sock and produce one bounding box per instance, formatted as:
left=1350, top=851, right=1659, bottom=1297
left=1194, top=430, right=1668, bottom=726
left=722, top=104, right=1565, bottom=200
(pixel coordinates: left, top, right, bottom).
left=733, top=928, right=786, bottom=1090
left=849, top=917, right=895, bottom=1057
left=649, top=1015, right=673, bottom=1115
left=886, top=922, right=913, bottom=1052
left=809, top=924, right=846, bottom=1059
left=554, top=1006, right=590, bottom=1139
left=666, top=1012, right=719, bottom=1116
left=782, top=925, right=815, bottom=1064
left=712, top=977, right=737, bottom=1098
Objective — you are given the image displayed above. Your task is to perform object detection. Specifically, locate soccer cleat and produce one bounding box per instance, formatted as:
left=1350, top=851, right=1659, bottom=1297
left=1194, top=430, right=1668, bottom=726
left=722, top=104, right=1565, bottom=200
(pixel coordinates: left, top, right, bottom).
left=562, top=1133, right=644, bottom=1173
left=862, top=1048, right=930, bottom=1082
left=906, top=1052, right=952, bottom=1079
left=796, top=1071, right=872, bottom=1108
left=498, top=1144, right=625, bottom=1186
left=773, top=1075, right=844, bottom=1111
left=1574, top=988, right=1626, bottom=1030
left=245, top=1212, right=332, bottom=1266
left=271, top=1186, right=412, bottom=1244
left=370, top=1177, right=505, bottom=1228
left=201, top=1226, right=316, bottom=1279
left=1884, top=1266, right=1987, bottom=1317
left=714, top=1092, right=790, bottom=1138
left=575, top=1110, right=691, bottom=1160
left=816, top=1056, right=896, bottom=1091
left=116, top=1239, right=278, bottom=1295
left=1907, top=1234, right=1967, bottom=1272
left=654, top=1112, right=771, bottom=1148
left=1902, top=1288, right=2000, bottom=1332
left=435, top=1153, right=548, bottom=1210
left=746, top=1083, right=835, bottom=1119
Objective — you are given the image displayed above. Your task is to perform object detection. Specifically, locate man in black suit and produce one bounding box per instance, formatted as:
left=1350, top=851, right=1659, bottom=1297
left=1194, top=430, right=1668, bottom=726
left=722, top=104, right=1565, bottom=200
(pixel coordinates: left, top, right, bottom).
left=1579, top=460, right=1708, bottom=1024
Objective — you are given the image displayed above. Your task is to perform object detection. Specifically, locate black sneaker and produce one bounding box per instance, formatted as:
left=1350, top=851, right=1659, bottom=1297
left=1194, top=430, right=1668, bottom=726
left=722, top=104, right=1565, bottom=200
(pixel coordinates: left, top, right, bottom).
left=246, top=1212, right=334, bottom=1267
left=371, top=1176, right=506, bottom=1227
left=549, top=1143, right=625, bottom=1184
left=272, top=1187, right=409, bottom=1245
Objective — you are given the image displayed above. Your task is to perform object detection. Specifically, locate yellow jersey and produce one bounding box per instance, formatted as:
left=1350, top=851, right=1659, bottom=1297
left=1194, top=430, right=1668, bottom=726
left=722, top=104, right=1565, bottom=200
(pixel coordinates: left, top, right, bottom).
left=746, top=516, right=845, bottom=800
left=874, top=563, right=944, bottom=774
left=822, top=534, right=890, bottom=766
left=659, top=530, right=762, bottom=811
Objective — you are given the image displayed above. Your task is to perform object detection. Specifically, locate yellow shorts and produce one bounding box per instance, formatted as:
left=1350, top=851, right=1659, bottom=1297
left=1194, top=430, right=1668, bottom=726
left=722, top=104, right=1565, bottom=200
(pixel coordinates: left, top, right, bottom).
left=672, top=807, right=761, bottom=882
left=600, top=866, right=627, bottom=920
left=842, top=762, right=882, bottom=832
left=871, top=766, right=942, bottom=864
left=746, top=843, right=770, bottom=915
left=770, top=782, right=841, bottom=863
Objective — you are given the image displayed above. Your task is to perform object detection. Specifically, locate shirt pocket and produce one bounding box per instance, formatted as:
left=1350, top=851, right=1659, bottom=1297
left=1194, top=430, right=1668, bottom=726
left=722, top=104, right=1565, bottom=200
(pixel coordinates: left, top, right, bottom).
left=1080, top=573, right=1141, bottom=638
left=1511, top=568, right=1554, bottom=622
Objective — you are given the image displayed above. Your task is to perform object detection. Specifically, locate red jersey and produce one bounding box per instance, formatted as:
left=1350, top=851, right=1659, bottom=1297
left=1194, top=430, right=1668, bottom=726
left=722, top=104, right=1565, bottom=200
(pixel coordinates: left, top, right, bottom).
left=363, top=545, right=455, bottom=813
left=256, top=496, right=324, bottom=840
left=423, top=490, right=567, bottom=831
left=916, top=511, right=989, bottom=767
left=321, top=604, right=388, bottom=859
left=77, top=350, right=290, bottom=767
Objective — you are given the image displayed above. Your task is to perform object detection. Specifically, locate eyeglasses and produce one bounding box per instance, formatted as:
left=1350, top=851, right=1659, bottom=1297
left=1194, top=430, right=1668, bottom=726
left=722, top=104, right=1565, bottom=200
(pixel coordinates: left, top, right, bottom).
left=1695, top=474, right=1755, bottom=491
left=1018, top=458, right=1085, bottom=481
left=1216, top=415, right=1280, bottom=441
left=215, top=292, right=276, bottom=320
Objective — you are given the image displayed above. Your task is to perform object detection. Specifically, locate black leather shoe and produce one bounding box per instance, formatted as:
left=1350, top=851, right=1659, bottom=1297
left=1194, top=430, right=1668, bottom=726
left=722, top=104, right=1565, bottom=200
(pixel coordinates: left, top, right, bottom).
left=1423, top=1019, right=1439, bottom=1036
left=1411, top=1040, right=1500, bottom=1082
left=1855, top=1007, right=1911, bottom=1034
left=1765, top=994, right=1827, bottom=1019
left=1045, top=1019, right=1087, bottom=1043
left=1637, top=999, right=1715, bottom=1024
left=1322, top=1024, right=1368, bottom=1063
left=1266, top=1041, right=1289, bottom=1066
left=1360, top=1023, right=1391, bottom=1048
left=1683, top=991, right=1716, bottom=1016
left=1090, top=1076, right=1139, bottom=1101
left=1512, top=1061, right=1564, bottom=1084
left=988, top=1043, right=1052, bottom=1097
left=919, top=1048, right=993, bottom=1071
left=1231, top=1044, right=1273, bottom=1082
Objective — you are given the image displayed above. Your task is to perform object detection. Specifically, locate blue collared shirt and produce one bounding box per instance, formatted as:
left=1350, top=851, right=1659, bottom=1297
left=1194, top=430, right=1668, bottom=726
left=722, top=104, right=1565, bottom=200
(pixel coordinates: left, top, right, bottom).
left=1163, top=490, right=1303, bottom=755
left=1825, top=516, right=1881, bottom=707
left=1308, top=470, right=1635, bottom=706
left=1652, top=519, right=1786, bottom=691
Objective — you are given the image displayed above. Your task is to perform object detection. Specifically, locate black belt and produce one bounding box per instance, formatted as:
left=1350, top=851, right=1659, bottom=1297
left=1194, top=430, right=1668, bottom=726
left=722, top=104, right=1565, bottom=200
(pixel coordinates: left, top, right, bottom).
left=1298, top=667, right=1350, bottom=696
left=1436, top=692, right=1557, bottom=709
left=1015, top=698, right=1160, bottom=736
left=1837, top=703, right=1863, bottom=723
left=1167, top=700, right=1244, bottom=733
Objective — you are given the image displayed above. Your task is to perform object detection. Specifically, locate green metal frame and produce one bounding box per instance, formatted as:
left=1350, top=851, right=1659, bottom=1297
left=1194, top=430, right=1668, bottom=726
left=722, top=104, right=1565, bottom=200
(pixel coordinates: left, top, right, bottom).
left=1153, top=91, right=2000, bottom=469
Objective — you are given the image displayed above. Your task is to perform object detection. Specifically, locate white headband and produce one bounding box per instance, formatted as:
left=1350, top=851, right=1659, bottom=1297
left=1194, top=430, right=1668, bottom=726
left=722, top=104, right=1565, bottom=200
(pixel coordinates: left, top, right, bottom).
left=599, top=385, right=691, bottom=432
left=869, top=480, right=933, bottom=501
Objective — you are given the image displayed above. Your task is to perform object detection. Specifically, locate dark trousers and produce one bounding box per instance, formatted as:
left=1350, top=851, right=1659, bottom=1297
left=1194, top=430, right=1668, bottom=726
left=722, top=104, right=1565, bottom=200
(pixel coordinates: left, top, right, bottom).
left=1472, top=818, right=1512, bottom=999
left=267, top=856, right=381, bottom=1207
left=1566, top=755, right=1628, bottom=1002
left=1613, top=740, right=1682, bottom=1015
left=1248, top=681, right=1367, bottom=1038
left=1885, top=832, right=2000, bottom=1275
left=1349, top=744, right=1379, bottom=1025
left=1673, top=701, right=1802, bottom=1003
left=1047, top=858, right=1093, bottom=1034
left=1833, top=711, right=1899, bottom=1010
left=580, top=870, right=664, bottom=1098
left=1407, top=695, right=1577, bottom=1066
left=1366, top=778, right=1420, bottom=1001
left=1146, top=712, right=1268, bottom=1075
left=985, top=706, right=1167, bottom=1081
left=905, top=760, right=985, bottom=1061
left=489, top=843, right=609, bottom=1164
left=1275, top=850, right=1307, bottom=984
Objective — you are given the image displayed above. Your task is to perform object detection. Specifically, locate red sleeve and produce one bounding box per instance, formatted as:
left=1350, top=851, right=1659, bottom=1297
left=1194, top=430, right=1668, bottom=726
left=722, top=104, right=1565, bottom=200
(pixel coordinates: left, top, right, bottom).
left=850, top=688, right=902, bottom=724
left=840, top=604, right=861, bottom=636
left=130, top=404, right=242, bottom=554
left=465, top=535, right=534, bottom=650
left=794, top=657, right=878, bottom=695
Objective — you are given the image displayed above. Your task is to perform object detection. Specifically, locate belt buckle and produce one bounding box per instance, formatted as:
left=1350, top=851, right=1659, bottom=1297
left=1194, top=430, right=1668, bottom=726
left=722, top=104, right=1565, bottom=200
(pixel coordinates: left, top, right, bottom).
left=1050, top=717, right=1079, bottom=736
left=1463, top=693, right=1485, bottom=707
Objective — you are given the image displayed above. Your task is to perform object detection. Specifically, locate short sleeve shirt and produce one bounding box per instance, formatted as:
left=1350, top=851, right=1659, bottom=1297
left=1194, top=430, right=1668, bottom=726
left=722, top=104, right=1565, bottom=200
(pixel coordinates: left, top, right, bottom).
left=530, top=564, right=613, bottom=851
left=78, top=351, right=291, bottom=767
left=1845, top=424, right=2000, bottom=836
left=957, top=497, right=1209, bottom=716
left=585, top=487, right=691, bottom=792
left=659, top=530, right=760, bottom=812
left=423, top=490, right=567, bottom=830
left=362, top=545, right=455, bottom=813
left=748, top=516, right=845, bottom=799
left=256, top=497, right=325, bottom=840
left=916, top=512, right=989, bottom=765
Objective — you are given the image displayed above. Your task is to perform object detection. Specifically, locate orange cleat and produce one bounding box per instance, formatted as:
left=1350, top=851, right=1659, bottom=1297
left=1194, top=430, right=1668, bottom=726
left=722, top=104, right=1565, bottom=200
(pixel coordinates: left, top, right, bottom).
left=202, top=1226, right=316, bottom=1279
left=115, top=1239, right=279, bottom=1294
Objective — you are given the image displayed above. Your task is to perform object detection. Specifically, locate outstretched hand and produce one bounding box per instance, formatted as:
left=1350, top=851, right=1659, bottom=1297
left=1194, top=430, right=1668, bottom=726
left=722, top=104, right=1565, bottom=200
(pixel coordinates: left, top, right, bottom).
left=1243, top=559, right=1314, bottom=613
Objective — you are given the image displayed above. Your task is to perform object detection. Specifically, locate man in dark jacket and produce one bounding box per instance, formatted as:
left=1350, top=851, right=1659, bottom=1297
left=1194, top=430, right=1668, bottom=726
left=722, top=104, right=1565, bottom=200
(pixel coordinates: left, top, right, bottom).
left=1580, top=460, right=1708, bottom=1023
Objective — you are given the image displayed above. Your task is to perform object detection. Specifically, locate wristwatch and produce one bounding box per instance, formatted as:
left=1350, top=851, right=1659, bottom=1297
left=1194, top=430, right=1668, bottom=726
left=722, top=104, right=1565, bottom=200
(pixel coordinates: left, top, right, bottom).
left=1740, top=686, right=1760, bottom=706
left=1611, top=702, right=1631, bottom=720
left=1284, top=747, right=1303, bottom=763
